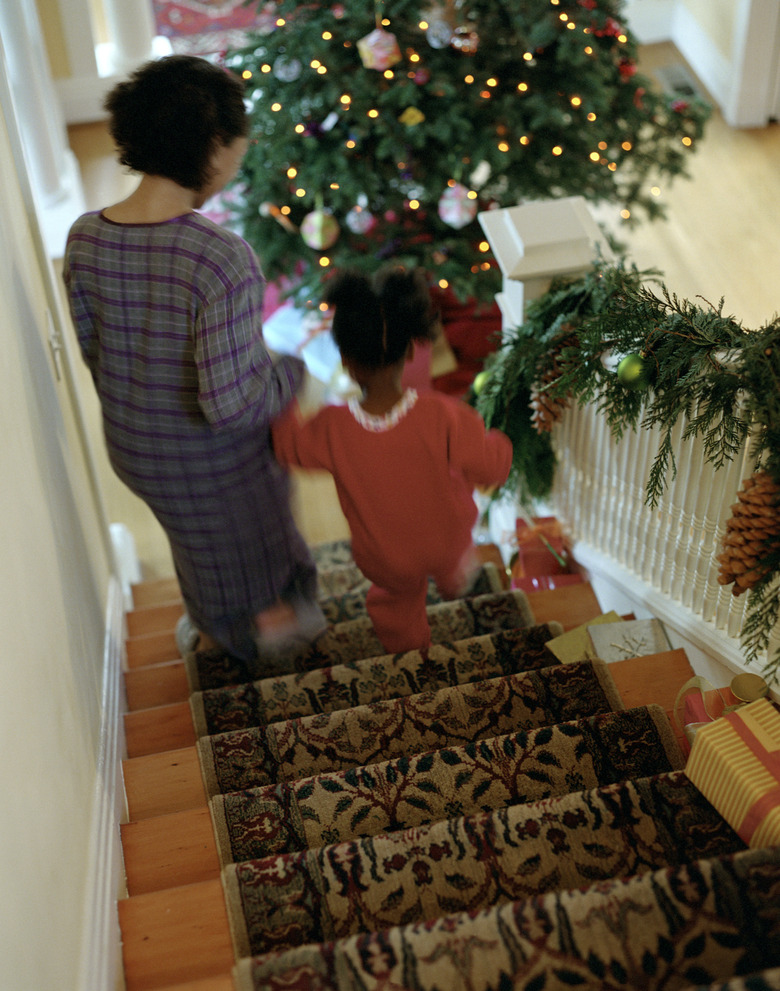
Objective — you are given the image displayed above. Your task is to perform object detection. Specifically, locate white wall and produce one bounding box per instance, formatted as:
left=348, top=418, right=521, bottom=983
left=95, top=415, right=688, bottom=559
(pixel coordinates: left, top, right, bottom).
left=0, top=40, right=123, bottom=991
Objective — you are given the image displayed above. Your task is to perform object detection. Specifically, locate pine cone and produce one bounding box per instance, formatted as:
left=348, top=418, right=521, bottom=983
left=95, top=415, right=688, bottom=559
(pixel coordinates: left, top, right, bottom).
left=716, top=471, right=780, bottom=596
left=529, top=330, right=576, bottom=434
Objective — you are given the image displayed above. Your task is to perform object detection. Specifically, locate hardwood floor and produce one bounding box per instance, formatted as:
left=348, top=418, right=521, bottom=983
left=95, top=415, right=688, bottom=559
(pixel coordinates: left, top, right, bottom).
left=64, top=40, right=780, bottom=991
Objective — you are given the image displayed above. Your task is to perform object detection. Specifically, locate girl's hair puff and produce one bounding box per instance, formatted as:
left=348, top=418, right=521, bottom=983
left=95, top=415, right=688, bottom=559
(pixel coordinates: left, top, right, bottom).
left=324, top=265, right=438, bottom=370
left=104, top=55, right=248, bottom=192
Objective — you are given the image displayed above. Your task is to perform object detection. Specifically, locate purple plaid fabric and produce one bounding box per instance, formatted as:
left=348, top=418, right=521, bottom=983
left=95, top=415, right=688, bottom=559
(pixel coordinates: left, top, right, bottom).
left=63, top=210, right=315, bottom=658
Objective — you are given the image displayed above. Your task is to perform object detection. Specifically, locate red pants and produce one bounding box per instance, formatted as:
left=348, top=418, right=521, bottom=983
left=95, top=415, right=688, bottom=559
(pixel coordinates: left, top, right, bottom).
left=365, top=549, right=478, bottom=654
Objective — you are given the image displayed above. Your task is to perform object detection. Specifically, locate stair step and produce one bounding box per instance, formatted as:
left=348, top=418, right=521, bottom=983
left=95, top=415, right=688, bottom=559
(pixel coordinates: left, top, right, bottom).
left=122, top=807, right=220, bottom=895
left=118, top=879, right=232, bottom=991
left=132, top=577, right=182, bottom=609
left=126, top=630, right=180, bottom=668
left=127, top=601, right=185, bottom=638
left=123, top=746, right=206, bottom=820
left=525, top=582, right=601, bottom=629
left=125, top=660, right=190, bottom=711
left=125, top=701, right=196, bottom=758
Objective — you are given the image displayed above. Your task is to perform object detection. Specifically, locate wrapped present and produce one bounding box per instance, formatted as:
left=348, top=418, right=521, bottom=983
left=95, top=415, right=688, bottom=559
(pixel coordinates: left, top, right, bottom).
left=686, top=697, right=780, bottom=848
left=512, top=516, right=569, bottom=580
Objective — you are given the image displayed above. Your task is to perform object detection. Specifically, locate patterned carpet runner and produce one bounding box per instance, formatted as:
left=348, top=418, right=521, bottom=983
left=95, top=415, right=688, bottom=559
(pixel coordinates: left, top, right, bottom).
left=233, top=846, right=780, bottom=991
left=186, top=587, right=535, bottom=690
left=224, top=771, right=746, bottom=957
left=182, top=539, right=779, bottom=990
left=197, top=659, right=623, bottom=795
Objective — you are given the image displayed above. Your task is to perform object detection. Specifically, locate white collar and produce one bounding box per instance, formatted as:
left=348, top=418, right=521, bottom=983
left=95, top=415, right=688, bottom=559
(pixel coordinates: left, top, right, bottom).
left=347, top=389, right=418, bottom=432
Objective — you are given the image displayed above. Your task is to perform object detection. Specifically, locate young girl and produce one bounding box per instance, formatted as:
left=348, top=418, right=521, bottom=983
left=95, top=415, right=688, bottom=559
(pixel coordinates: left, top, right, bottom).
left=272, top=266, right=513, bottom=653
left=63, top=55, right=323, bottom=662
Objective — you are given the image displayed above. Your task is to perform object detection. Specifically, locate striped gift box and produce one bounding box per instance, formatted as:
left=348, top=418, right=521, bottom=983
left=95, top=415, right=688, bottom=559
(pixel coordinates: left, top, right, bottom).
left=686, top=697, right=780, bottom=848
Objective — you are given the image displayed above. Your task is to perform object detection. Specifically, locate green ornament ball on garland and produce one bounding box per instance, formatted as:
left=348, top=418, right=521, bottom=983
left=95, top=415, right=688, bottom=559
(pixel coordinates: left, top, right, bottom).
left=616, top=352, right=648, bottom=390
left=473, top=370, right=490, bottom=394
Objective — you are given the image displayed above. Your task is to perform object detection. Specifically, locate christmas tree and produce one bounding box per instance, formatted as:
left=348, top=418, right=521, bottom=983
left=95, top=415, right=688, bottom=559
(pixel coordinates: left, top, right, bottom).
left=223, top=0, right=710, bottom=305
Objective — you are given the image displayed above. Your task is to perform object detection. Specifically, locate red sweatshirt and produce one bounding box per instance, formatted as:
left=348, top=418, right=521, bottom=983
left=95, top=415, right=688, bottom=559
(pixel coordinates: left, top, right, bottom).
left=272, top=389, right=512, bottom=590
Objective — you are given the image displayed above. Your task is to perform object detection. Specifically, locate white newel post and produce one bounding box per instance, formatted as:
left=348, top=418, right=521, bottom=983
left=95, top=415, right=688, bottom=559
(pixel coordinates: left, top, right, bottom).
left=475, top=197, right=615, bottom=560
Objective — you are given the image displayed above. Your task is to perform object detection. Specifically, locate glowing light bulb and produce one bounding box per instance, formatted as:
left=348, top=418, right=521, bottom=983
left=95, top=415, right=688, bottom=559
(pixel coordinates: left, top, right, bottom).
left=295, top=188, right=306, bottom=197
left=487, top=77, right=498, bottom=87
left=287, top=167, right=297, bottom=178
left=438, top=279, right=449, bottom=289
left=322, top=31, right=332, bottom=40
left=682, top=136, right=693, bottom=146
left=587, top=112, right=597, bottom=121
left=465, top=74, right=474, bottom=84
left=271, top=102, right=282, bottom=112
left=409, top=199, right=420, bottom=209
left=294, top=124, right=305, bottom=133
left=340, top=94, right=351, bottom=105
left=261, top=64, right=272, bottom=73
left=368, top=108, right=379, bottom=118
left=651, top=186, right=661, bottom=196
left=242, top=70, right=252, bottom=80
left=621, top=141, right=632, bottom=151
left=571, top=96, right=582, bottom=107
left=319, top=256, right=330, bottom=267
left=552, top=145, right=563, bottom=156
left=498, top=141, right=509, bottom=152
left=589, top=151, right=600, bottom=161
left=479, top=241, right=490, bottom=252
left=620, top=209, right=631, bottom=219
left=518, top=82, right=528, bottom=92
left=519, top=135, right=530, bottom=145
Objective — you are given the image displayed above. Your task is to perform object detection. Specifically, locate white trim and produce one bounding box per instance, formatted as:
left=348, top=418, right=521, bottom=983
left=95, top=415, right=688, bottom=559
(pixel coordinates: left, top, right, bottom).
left=669, top=3, right=732, bottom=114
left=572, top=540, right=779, bottom=697
left=622, top=0, right=676, bottom=44
left=76, top=576, right=128, bottom=991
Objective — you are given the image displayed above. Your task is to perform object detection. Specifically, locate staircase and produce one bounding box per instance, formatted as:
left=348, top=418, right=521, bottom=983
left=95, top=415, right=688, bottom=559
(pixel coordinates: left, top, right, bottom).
left=116, top=546, right=780, bottom=991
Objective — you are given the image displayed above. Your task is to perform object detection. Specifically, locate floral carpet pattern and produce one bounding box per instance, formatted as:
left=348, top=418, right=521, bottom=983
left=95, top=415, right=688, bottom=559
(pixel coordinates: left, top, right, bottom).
left=233, top=846, right=780, bottom=991
left=224, top=770, right=746, bottom=957
left=197, top=658, right=622, bottom=795
left=210, top=705, right=684, bottom=864
left=186, top=588, right=536, bottom=690
left=190, top=623, right=564, bottom=737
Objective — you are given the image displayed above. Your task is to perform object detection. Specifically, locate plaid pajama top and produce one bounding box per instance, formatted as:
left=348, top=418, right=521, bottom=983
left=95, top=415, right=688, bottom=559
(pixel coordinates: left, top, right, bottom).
left=63, top=210, right=314, bottom=653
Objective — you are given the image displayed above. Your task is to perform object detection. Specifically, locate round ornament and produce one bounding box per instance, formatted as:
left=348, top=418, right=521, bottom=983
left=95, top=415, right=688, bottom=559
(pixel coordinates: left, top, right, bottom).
left=426, top=17, right=453, bottom=49
left=273, top=56, right=302, bottom=82
left=473, top=370, right=490, bottom=394
left=301, top=210, right=340, bottom=250
left=345, top=205, right=376, bottom=234
left=616, top=352, right=648, bottom=389
left=438, top=182, right=478, bottom=229
left=357, top=27, right=402, bottom=70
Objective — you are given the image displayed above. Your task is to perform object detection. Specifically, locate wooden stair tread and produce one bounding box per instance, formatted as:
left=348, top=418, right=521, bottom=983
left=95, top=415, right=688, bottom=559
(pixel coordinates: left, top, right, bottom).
left=126, top=629, right=180, bottom=668
left=119, top=879, right=233, bottom=991
left=127, top=601, right=185, bottom=638
left=607, top=648, right=695, bottom=756
left=123, top=747, right=206, bottom=821
left=125, top=660, right=190, bottom=711
left=122, top=807, right=220, bottom=896
left=525, top=581, right=602, bottom=629
left=132, top=577, right=182, bottom=609
left=156, top=978, right=234, bottom=991
left=125, top=701, right=196, bottom=758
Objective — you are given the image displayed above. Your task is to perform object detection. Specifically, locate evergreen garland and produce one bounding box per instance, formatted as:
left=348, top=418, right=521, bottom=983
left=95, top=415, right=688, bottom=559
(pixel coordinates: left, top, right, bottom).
left=475, top=263, right=780, bottom=680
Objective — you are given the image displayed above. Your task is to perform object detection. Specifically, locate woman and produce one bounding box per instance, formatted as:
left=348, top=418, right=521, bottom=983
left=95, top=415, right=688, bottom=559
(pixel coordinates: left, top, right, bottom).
left=63, top=55, right=323, bottom=662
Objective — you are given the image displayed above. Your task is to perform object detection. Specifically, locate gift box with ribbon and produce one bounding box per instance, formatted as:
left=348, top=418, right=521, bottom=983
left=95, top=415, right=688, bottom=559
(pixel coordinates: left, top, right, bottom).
left=685, top=696, right=780, bottom=848
left=511, top=516, right=569, bottom=585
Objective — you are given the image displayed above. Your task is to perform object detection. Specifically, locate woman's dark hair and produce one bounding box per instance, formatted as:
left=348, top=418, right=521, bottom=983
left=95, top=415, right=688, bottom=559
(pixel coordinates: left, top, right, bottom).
left=324, top=265, right=438, bottom=369
left=104, top=55, right=248, bottom=191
